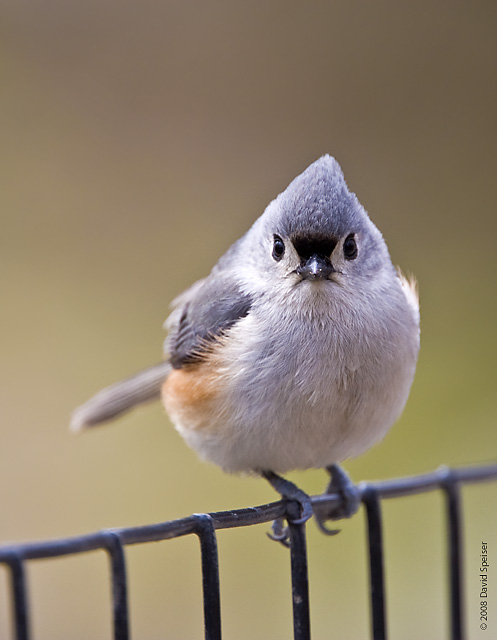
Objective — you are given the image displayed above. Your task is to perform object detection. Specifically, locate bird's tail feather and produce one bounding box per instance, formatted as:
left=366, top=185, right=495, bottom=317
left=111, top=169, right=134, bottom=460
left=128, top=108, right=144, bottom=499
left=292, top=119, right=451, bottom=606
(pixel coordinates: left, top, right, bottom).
left=70, top=361, right=171, bottom=432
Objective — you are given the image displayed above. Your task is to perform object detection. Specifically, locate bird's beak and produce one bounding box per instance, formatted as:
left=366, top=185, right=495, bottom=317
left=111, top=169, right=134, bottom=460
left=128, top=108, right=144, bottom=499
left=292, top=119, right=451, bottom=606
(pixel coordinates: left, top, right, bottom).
left=296, top=254, right=335, bottom=280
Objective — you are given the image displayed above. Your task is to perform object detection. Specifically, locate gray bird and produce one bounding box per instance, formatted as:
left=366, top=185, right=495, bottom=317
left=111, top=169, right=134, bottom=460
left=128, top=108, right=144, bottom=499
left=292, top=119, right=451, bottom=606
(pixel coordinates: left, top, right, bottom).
left=72, top=156, right=420, bottom=539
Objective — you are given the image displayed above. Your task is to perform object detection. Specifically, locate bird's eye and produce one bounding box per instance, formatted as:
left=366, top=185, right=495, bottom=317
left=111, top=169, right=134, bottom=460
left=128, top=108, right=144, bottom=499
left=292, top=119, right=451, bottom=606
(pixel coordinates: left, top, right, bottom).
left=272, top=235, right=285, bottom=261
left=343, top=234, right=358, bottom=260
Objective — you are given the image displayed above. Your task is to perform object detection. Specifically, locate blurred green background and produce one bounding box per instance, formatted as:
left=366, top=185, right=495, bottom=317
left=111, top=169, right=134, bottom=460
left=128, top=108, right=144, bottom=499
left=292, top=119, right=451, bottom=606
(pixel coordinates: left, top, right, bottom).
left=1, top=2, right=496, bottom=638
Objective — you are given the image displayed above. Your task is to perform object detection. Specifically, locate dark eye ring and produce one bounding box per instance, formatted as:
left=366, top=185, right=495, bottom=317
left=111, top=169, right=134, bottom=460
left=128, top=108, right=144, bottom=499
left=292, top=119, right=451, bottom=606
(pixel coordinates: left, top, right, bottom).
left=343, top=234, right=358, bottom=260
left=272, top=235, right=285, bottom=261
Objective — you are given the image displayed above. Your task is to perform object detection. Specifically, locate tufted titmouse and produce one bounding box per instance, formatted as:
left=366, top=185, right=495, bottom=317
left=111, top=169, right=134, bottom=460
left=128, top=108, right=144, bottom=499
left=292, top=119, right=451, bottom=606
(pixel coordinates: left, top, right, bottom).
left=71, top=156, right=420, bottom=536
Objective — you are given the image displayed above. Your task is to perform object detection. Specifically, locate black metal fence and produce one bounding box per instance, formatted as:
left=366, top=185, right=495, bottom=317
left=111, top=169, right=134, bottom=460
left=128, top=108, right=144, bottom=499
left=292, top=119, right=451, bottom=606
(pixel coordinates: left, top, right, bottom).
left=1, top=462, right=496, bottom=640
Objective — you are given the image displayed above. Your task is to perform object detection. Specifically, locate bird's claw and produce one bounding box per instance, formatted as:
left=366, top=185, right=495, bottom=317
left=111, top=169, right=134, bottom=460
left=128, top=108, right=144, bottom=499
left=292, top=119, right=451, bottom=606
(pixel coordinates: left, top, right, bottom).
left=262, top=470, right=313, bottom=547
left=314, top=464, right=360, bottom=535
left=266, top=517, right=291, bottom=547
left=315, top=518, right=341, bottom=536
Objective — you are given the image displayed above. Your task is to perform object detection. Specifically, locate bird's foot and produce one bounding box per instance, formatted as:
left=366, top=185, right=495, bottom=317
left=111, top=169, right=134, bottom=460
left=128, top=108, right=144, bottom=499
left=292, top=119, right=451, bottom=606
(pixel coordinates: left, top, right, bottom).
left=315, top=464, right=361, bottom=536
left=262, top=470, right=313, bottom=547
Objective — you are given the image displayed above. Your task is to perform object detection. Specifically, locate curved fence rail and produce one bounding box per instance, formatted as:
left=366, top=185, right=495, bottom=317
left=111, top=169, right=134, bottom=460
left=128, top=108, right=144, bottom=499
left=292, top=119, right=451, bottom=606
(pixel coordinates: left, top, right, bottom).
left=1, top=463, right=496, bottom=640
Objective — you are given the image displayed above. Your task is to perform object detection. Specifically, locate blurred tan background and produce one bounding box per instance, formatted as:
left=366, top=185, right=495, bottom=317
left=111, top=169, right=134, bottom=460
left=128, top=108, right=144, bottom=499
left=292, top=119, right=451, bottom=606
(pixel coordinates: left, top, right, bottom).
left=1, top=1, right=496, bottom=638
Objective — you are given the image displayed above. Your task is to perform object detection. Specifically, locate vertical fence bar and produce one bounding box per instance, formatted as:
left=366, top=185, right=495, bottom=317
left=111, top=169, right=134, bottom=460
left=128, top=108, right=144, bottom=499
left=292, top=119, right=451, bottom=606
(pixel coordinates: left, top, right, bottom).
left=362, top=485, right=387, bottom=640
left=102, top=533, right=129, bottom=640
left=440, top=471, right=464, bottom=640
left=288, top=520, right=311, bottom=640
left=194, top=514, right=222, bottom=640
left=5, top=554, right=30, bottom=640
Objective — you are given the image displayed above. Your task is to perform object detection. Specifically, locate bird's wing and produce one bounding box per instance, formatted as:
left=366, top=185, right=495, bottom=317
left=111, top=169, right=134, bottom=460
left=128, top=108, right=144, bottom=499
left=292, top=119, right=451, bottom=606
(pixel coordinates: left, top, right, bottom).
left=165, top=274, right=253, bottom=368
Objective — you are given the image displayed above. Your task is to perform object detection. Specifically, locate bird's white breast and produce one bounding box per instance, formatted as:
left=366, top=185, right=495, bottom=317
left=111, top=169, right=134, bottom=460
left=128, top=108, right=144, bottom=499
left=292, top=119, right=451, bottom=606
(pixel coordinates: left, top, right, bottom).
left=169, top=273, right=419, bottom=474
